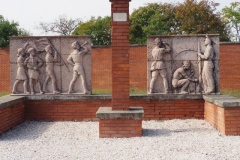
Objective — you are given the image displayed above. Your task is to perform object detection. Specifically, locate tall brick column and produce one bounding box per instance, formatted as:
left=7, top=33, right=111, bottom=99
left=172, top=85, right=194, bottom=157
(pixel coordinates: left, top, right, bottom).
left=96, top=0, right=144, bottom=138
left=111, top=0, right=130, bottom=110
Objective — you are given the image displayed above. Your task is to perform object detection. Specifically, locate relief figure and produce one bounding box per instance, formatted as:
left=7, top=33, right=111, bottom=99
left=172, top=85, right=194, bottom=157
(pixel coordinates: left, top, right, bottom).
left=12, top=48, right=30, bottom=94
left=24, top=48, right=44, bottom=94
left=42, top=45, right=60, bottom=94
left=67, top=41, right=90, bottom=94
left=172, top=61, right=198, bottom=94
left=198, top=35, right=215, bottom=94
left=149, top=38, right=171, bottom=94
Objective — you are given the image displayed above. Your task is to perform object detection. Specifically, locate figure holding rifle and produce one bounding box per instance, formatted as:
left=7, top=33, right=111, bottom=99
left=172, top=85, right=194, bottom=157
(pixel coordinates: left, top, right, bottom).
left=198, top=35, right=215, bottom=94
left=42, top=45, right=60, bottom=94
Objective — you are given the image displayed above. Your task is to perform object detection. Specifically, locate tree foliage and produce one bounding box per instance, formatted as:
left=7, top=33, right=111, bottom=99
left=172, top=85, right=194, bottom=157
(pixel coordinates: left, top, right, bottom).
left=130, top=0, right=230, bottom=44
left=222, top=2, right=240, bottom=41
left=73, top=16, right=111, bottom=45
left=175, top=0, right=229, bottom=41
left=0, top=15, right=29, bottom=47
left=37, top=15, right=81, bottom=35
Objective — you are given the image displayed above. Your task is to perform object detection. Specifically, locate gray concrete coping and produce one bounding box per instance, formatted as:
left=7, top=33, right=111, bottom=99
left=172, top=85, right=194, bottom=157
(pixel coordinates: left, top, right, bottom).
left=96, top=107, right=144, bottom=120
left=203, top=95, right=240, bottom=108
left=0, top=95, right=25, bottom=109
left=24, top=95, right=112, bottom=101
left=131, top=94, right=203, bottom=100
left=10, top=94, right=204, bottom=101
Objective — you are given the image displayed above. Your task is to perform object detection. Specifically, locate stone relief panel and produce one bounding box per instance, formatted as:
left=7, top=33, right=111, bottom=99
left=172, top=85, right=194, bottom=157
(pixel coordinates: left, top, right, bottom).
left=147, top=34, right=219, bottom=94
left=10, top=36, right=92, bottom=95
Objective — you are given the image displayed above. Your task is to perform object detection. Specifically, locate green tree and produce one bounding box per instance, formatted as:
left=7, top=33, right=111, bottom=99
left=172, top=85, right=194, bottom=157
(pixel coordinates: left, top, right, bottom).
left=130, top=3, right=164, bottom=44
left=0, top=15, right=29, bottom=47
left=175, top=0, right=230, bottom=41
left=129, top=1, right=230, bottom=44
left=222, top=2, right=240, bottom=41
left=73, top=16, right=111, bottom=45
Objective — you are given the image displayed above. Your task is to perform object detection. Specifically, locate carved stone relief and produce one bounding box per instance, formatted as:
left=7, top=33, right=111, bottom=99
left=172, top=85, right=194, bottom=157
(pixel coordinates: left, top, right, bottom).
left=147, top=34, right=219, bottom=94
left=10, top=36, right=92, bottom=95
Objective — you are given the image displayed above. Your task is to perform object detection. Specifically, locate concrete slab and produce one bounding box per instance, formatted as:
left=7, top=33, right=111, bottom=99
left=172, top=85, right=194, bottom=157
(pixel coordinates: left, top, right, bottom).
left=96, top=107, right=144, bottom=119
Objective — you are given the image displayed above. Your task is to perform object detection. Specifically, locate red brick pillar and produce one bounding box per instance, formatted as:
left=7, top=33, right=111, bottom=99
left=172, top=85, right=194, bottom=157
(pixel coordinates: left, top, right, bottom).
left=96, top=0, right=144, bottom=138
left=111, top=0, right=131, bottom=110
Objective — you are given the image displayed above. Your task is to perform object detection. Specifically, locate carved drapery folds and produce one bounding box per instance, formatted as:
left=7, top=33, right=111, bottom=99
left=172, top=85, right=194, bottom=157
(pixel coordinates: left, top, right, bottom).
left=147, top=35, right=219, bottom=94
left=10, top=36, right=92, bottom=95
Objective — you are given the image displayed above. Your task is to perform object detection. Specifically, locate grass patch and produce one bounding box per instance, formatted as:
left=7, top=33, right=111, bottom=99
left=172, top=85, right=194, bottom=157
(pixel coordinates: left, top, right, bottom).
left=92, top=89, right=111, bottom=95
left=130, top=88, right=147, bottom=94
left=221, top=89, right=240, bottom=98
left=0, top=92, right=10, bottom=97
left=92, top=88, right=147, bottom=95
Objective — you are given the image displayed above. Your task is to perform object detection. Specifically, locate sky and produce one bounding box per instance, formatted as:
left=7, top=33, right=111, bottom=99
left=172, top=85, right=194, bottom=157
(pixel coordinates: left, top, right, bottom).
left=0, top=0, right=237, bottom=35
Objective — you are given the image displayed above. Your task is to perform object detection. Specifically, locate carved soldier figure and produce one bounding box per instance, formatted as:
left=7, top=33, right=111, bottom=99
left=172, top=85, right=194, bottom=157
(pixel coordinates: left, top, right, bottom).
left=172, top=61, right=198, bottom=94
left=149, top=38, right=171, bottom=93
left=42, top=45, right=60, bottom=94
left=67, top=41, right=90, bottom=94
left=198, top=35, right=215, bottom=94
left=24, top=48, right=44, bottom=95
left=12, top=48, right=30, bottom=94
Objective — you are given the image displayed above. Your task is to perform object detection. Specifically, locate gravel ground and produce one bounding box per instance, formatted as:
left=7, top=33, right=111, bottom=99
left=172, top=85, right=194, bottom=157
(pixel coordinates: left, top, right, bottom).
left=0, top=120, right=240, bottom=160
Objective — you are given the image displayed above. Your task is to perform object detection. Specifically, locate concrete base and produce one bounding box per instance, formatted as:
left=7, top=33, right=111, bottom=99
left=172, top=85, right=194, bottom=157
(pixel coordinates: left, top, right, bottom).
left=204, top=95, right=240, bottom=135
left=96, top=107, right=144, bottom=138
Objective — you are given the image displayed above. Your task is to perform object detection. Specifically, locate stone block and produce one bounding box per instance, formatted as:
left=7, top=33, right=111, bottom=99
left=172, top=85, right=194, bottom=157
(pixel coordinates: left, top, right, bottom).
left=10, top=36, right=91, bottom=95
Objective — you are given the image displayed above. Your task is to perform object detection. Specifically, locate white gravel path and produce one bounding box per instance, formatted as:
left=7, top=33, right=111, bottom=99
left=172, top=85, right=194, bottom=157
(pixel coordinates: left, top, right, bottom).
left=0, top=119, right=240, bottom=160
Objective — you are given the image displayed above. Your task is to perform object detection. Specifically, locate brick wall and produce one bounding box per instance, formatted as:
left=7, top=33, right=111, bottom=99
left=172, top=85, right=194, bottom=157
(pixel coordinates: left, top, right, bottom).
left=24, top=97, right=204, bottom=121
left=204, top=101, right=240, bottom=135
left=1, top=43, right=239, bottom=93
left=25, top=100, right=111, bottom=121
left=0, top=48, right=10, bottom=93
left=220, top=43, right=240, bottom=90
left=99, top=118, right=142, bottom=138
left=92, top=46, right=112, bottom=91
left=204, top=101, right=225, bottom=133
left=0, top=102, right=25, bottom=134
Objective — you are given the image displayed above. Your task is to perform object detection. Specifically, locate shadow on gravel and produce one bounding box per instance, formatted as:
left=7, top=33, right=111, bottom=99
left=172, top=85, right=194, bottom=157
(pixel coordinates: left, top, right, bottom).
left=143, top=129, right=171, bottom=137
left=143, top=127, right=214, bottom=137
left=0, top=121, right=54, bottom=141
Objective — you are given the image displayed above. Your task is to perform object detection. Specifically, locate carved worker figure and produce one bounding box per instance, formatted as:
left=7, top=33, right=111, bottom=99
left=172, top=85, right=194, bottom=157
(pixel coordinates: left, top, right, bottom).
left=42, top=45, right=60, bottom=94
left=67, top=41, right=90, bottom=94
left=12, top=48, right=30, bottom=94
left=24, top=47, right=44, bottom=95
left=172, top=61, right=198, bottom=94
left=198, top=35, right=215, bottom=94
left=149, top=38, right=171, bottom=93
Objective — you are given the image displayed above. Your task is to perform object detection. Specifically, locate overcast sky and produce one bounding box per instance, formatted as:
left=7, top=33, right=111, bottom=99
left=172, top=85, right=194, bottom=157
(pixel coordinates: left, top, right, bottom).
left=0, top=0, right=237, bottom=35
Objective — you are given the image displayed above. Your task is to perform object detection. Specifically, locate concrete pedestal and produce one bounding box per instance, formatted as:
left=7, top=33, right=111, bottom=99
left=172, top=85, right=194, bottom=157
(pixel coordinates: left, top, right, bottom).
left=96, top=107, right=144, bottom=138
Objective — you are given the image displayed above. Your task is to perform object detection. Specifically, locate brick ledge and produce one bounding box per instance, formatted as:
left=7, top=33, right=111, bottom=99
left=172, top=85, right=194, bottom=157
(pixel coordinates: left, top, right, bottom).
left=203, top=95, right=240, bottom=107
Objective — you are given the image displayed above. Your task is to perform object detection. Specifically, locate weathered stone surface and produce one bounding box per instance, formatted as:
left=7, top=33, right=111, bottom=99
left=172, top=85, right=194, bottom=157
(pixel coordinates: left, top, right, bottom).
left=203, top=95, right=240, bottom=107
left=96, top=107, right=144, bottom=119
left=0, top=95, right=25, bottom=109
left=10, top=36, right=92, bottom=95
left=25, top=95, right=111, bottom=101
left=147, top=34, right=219, bottom=94
left=131, top=94, right=203, bottom=100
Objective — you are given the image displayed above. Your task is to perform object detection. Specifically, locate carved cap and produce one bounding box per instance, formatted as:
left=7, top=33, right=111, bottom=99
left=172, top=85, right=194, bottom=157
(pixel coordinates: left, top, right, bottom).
left=45, top=45, right=52, bottom=52
left=205, top=34, right=212, bottom=44
left=17, top=48, right=24, bottom=54
left=154, top=38, right=162, bottom=45
left=27, top=47, right=36, bottom=54
left=71, top=41, right=80, bottom=49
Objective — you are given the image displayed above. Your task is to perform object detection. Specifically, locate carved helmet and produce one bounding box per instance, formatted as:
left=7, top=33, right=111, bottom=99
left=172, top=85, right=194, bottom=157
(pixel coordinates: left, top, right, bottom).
left=71, top=41, right=80, bottom=49
left=27, top=47, right=37, bottom=54
left=17, top=48, right=24, bottom=56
